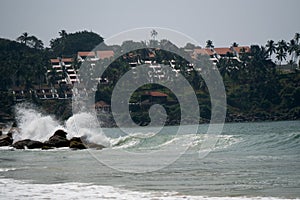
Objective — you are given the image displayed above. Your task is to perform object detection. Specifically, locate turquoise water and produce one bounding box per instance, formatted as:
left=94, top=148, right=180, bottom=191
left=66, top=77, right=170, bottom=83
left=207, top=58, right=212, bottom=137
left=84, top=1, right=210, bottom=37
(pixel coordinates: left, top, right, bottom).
left=1, top=121, right=300, bottom=199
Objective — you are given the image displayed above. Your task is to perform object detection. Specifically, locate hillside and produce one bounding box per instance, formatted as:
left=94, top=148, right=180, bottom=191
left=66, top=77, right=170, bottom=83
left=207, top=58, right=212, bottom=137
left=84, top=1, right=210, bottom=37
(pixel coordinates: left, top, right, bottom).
left=0, top=31, right=299, bottom=125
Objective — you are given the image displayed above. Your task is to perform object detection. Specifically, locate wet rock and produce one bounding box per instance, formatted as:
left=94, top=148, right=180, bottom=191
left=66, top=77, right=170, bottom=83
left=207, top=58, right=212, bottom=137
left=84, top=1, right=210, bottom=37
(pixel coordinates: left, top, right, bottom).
left=41, top=145, right=53, bottom=150
left=44, top=129, right=70, bottom=148
left=69, top=137, right=86, bottom=149
left=80, top=136, right=105, bottom=150
left=52, top=129, right=68, bottom=138
left=13, top=139, right=44, bottom=149
left=0, top=132, right=13, bottom=146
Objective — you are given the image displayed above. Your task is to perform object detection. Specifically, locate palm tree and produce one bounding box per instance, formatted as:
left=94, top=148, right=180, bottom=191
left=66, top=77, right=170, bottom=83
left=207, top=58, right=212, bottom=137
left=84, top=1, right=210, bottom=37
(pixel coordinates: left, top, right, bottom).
left=17, top=33, right=44, bottom=49
left=296, top=47, right=300, bottom=66
left=231, top=42, right=239, bottom=47
left=206, top=40, right=214, bottom=49
left=288, top=39, right=298, bottom=62
left=277, top=40, right=288, bottom=53
left=17, top=32, right=29, bottom=45
left=59, top=30, right=68, bottom=38
left=276, top=50, right=287, bottom=66
left=266, top=40, right=276, bottom=57
left=58, top=30, right=68, bottom=56
left=291, top=33, right=300, bottom=66
left=294, top=33, right=300, bottom=44
left=276, top=40, right=288, bottom=65
left=150, top=29, right=158, bottom=40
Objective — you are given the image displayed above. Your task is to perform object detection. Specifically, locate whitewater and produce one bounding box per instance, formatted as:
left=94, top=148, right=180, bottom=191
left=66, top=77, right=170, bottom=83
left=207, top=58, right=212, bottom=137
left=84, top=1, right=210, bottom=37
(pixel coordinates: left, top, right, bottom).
left=0, top=106, right=300, bottom=199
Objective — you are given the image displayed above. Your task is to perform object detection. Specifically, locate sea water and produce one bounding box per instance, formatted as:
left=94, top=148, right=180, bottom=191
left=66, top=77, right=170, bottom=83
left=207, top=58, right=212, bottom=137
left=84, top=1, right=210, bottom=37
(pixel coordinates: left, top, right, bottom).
left=0, top=107, right=299, bottom=199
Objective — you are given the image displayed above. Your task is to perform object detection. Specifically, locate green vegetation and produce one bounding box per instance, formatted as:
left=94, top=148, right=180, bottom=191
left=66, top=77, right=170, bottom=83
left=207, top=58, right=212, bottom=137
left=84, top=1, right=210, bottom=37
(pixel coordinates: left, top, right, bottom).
left=49, top=30, right=104, bottom=57
left=0, top=30, right=299, bottom=124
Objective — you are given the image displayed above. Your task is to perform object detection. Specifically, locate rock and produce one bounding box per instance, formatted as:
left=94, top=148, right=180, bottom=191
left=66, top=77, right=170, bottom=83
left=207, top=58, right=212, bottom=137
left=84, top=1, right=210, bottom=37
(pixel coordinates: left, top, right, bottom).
left=13, top=139, right=44, bottom=149
left=13, top=139, right=30, bottom=149
left=44, top=129, right=70, bottom=148
left=69, top=137, right=86, bottom=150
left=27, top=140, right=44, bottom=149
left=41, top=145, right=53, bottom=150
left=80, top=136, right=105, bottom=150
left=52, top=129, right=68, bottom=138
left=0, top=133, right=13, bottom=146
left=84, top=142, right=105, bottom=150
left=41, top=146, right=53, bottom=150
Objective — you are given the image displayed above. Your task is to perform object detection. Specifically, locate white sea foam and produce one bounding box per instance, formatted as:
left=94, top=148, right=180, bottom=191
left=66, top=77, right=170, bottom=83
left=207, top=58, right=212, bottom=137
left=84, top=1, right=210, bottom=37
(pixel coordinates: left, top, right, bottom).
left=0, top=146, right=14, bottom=151
left=13, top=105, right=110, bottom=146
left=0, top=168, right=17, bottom=172
left=65, top=112, right=110, bottom=146
left=14, top=105, right=61, bottom=142
left=0, top=178, right=299, bottom=200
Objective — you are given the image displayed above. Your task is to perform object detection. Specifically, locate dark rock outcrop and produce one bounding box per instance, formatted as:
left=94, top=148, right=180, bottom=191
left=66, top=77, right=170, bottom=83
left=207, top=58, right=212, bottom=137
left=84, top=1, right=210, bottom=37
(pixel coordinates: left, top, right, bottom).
left=2, top=129, right=106, bottom=150
left=0, top=132, right=13, bottom=146
left=13, top=139, right=44, bottom=149
left=44, top=129, right=70, bottom=148
left=69, top=137, right=86, bottom=149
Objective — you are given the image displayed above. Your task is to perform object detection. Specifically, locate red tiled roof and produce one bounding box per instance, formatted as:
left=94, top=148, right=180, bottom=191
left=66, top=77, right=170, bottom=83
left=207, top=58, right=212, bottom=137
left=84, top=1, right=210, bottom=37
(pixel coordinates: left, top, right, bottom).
left=193, top=48, right=214, bottom=56
left=61, top=58, right=73, bottom=62
left=214, top=48, right=232, bottom=55
left=233, top=46, right=250, bottom=53
left=78, top=51, right=96, bottom=57
left=50, top=58, right=73, bottom=63
left=50, top=59, right=60, bottom=63
left=95, top=101, right=109, bottom=107
left=146, top=91, right=168, bottom=97
left=148, top=52, right=155, bottom=58
left=96, top=50, right=114, bottom=59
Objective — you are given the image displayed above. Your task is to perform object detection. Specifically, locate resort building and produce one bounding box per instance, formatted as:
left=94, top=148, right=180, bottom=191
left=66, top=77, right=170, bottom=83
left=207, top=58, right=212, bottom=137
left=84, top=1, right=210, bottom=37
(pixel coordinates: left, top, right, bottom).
left=10, top=45, right=252, bottom=101
left=48, top=58, right=79, bottom=85
left=141, top=91, right=168, bottom=104
left=77, top=51, right=97, bottom=62
left=192, top=46, right=251, bottom=65
left=96, top=50, right=114, bottom=60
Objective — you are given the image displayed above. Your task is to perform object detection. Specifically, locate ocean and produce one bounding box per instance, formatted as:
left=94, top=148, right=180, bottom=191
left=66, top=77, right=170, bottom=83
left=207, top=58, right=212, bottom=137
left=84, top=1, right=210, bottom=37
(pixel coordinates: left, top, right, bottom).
left=0, top=108, right=299, bottom=199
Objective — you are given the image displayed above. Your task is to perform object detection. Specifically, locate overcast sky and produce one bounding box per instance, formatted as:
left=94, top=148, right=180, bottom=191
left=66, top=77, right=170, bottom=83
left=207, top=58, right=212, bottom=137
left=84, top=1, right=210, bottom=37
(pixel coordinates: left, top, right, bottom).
left=0, top=0, right=299, bottom=47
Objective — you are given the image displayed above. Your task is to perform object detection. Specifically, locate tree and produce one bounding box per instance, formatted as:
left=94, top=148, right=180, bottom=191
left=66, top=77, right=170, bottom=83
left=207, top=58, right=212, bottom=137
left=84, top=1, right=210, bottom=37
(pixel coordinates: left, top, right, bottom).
left=266, top=40, right=276, bottom=57
left=27, top=36, right=44, bottom=49
left=288, top=39, right=298, bottom=63
left=50, top=30, right=104, bottom=57
left=16, top=33, right=44, bottom=49
left=184, top=43, right=196, bottom=49
left=150, top=29, right=158, bottom=40
left=242, top=45, right=276, bottom=84
left=206, top=40, right=214, bottom=49
left=16, top=32, right=29, bottom=45
left=294, top=33, right=300, bottom=44
left=276, top=40, right=288, bottom=65
left=59, top=30, right=68, bottom=38
left=276, top=50, right=287, bottom=66
left=231, top=42, right=239, bottom=47
left=277, top=40, right=288, bottom=52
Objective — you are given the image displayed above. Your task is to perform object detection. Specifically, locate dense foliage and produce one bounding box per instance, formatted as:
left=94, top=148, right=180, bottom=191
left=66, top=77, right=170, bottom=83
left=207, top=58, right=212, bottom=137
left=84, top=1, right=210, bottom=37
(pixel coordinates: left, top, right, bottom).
left=50, top=30, right=104, bottom=57
left=0, top=30, right=299, bottom=124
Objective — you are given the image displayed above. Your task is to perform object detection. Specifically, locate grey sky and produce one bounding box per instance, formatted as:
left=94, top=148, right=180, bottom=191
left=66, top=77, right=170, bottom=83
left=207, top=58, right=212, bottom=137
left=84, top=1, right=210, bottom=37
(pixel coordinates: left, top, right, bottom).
left=0, top=0, right=299, bottom=47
